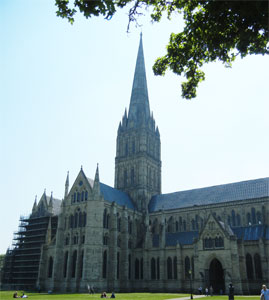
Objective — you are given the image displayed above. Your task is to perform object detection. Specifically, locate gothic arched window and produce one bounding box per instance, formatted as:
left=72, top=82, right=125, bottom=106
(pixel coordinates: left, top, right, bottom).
left=72, top=250, right=77, bottom=278
left=63, top=251, right=68, bottom=278
left=246, top=253, right=254, bottom=279
left=83, top=212, right=87, bottom=227
left=106, top=214, right=110, bottom=229
left=131, top=168, right=135, bottom=185
left=257, top=211, right=262, bottom=224
left=103, top=209, right=107, bottom=228
left=167, top=217, right=173, bottom=233
left=254, top=253, right=262, bottom=279
left=128, top=217, right=132, bottom=234
left=128, top=239, right=132, bottom=249
left=175, top=221, right=179, bottom=232
left=117, top=236, right=121, bottom=248
left=183, top=220, right=186, bottom=231
left=74, top=212, right=78, bottom=228
left=173, top=256, right=177, bottom=279
left=70, top=214, right=74, bottom=228
left=117, top=252, right=120, bottom=279
left=151, top=257, right=156, bottom=279
left=247, top=212, right=251, bottom=225
left=128, top=254, right=131, bottom=280
left=135, top=258, right=139, bottom=279
left=185, top=256, right=190, bottom=278
left=48, top=256, right=53, bottom=278
left=65, top=235, right=69, bottom=245
left=80, top=250, right=84, bottom=278
left=102, top=250, right=107, bottom=279
left=191, top=256, right=195, bottom=279
left=124, top=169, right=127, bottom=187
left=157, top=257, right=160, bottom=280
left=231, top=210, right=236, bottom=226
left=81, top=191, right=84, bottom=201
left=125, top=142, right=128, bottom=156
left=132, top=140, right=135, bottom=154
left=179, top=217, right=182, bottom=231
left=103, top=235, right=109, bottom=246
left=167, top=257, right=172, bottom=279
left=140, top=258, right=143, bottom=279
left=236, top=214, right=241, bottom=226
left=251, top=207, right=256, bottom=224
left=191, top=219, right=195, bottom=231
left=79, top=211, right=83, bottom=227
left=117, top=215, right=121, bottom=232
left=195, top=215, right=199, bottom=230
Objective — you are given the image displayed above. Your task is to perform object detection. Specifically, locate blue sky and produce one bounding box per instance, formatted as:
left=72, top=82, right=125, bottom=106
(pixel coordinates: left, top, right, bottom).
left=0, top=0, right=268, bottom=254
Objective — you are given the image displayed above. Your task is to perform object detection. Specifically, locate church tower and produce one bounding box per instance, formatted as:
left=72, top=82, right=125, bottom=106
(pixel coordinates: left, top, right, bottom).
left=114, top=34, right=161, bottom=212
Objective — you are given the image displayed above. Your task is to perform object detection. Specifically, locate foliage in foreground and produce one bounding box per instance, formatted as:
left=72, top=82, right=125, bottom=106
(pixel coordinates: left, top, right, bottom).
left=55, top=0, right=269, bottom=99
left=0, top=291, right=261, bottom=300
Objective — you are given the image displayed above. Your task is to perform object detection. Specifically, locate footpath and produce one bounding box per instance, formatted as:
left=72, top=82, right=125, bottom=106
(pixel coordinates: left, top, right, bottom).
left=168, top=295, right=206, bottom=300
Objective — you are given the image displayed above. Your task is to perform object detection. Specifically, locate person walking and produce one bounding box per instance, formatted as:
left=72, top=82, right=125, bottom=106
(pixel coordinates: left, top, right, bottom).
left=261, top=285, right=269, bottom=300
left=210, top=286, right=213, bottom=296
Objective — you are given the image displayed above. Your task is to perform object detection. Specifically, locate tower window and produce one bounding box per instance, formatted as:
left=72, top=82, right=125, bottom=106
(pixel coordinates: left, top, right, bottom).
left=131, top=168, right=135, bottom=185
left=125, top=142, right=128, bottom=156
left=124, top=169, right=127, bottom=187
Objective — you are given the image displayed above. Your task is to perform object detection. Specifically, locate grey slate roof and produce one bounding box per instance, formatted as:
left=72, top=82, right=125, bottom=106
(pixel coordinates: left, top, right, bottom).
left=231, top=225, right=269, bottom=241
left=45, top=196, right=62, bottom=215
left=51, top=199, right=62, bottom=215
left=86, top=177, right=94, bottom=188
left=149, top=177, right=269, bottom=212
left=100, top=183, right=135, bottom=210
left=153, top=225, right=268, bottom=247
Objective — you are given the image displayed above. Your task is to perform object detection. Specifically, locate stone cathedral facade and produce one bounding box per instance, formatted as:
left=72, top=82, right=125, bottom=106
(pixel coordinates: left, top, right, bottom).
left=1, top=35, right=269, bottom=295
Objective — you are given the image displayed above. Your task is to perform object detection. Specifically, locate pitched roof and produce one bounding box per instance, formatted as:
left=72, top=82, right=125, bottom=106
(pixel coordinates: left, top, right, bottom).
left=149, top=177, right=269, bottom=212
left=100, top=183, right=135, bottom=210
left=232, top=225, right=269, bottom=241
left=50, top=198, right=62, bottom=215
left=44, top=195, right=62, bottom=215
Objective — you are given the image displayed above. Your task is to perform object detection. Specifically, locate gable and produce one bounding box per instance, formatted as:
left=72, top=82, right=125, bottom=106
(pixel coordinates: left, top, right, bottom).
left=67, top=169, right=93, bottom=204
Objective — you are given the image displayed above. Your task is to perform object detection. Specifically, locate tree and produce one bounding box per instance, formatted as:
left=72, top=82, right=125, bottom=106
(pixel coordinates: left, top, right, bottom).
left=55, top=0, right=269, bottom=99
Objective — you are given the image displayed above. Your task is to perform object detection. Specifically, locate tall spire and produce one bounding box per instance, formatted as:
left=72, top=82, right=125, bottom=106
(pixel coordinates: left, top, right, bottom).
left=128, top=33, right=150, bottom=123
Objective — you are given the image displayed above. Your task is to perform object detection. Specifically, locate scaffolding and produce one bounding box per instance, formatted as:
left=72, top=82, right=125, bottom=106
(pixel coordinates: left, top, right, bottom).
left=1, top=214, right=58, bottom=290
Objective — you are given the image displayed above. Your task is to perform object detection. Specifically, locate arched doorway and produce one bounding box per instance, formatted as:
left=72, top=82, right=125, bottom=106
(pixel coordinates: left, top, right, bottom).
left=209, top=258, right=225, bottom=294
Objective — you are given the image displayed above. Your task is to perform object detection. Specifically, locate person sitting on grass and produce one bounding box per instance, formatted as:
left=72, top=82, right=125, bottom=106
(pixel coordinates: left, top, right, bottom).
left=101, top=292, right=107, bottom=298
left=21, top=293, right=28, bottom=298
left=13, top=291, right=19, bottom=298
left=110, top=292, right=115, bottom=298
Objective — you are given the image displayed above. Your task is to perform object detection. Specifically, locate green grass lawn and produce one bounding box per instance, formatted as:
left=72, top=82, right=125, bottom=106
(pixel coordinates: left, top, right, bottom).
left=0, top=291, right=260, bottom=300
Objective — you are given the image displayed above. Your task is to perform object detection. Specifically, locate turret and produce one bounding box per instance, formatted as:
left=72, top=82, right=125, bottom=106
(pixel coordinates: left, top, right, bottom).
left=32, top=195, right=37, bottom=213
left=93, top=163, right=100, bottom=195
left=64, top=171, right=69, bottom=198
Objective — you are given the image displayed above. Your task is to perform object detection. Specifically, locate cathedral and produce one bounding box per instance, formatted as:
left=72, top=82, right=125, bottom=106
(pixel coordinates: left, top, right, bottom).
left=1, top=34, right=268, bottom=295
